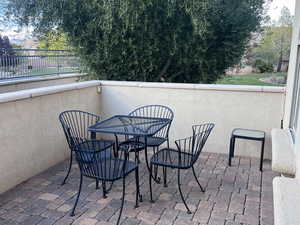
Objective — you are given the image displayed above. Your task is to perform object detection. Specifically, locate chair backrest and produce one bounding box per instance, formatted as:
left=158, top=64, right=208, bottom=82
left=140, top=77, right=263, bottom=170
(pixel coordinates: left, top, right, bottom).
left=175, top=123, right=214, bottom=166
left=59, top=110, right=100, bottom=149
left=128, top=105, right=174, bottom=139
left=73, top=139, right=121, bottom=179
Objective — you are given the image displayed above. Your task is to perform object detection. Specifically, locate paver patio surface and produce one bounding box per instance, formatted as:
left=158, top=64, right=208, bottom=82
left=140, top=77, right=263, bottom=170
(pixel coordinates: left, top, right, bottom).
left=0, top=153, right=278, bottom=225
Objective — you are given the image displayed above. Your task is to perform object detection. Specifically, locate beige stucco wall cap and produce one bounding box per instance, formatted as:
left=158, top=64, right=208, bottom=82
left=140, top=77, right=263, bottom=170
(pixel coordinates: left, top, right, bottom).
left=0, top=80, right=100, bottom=103
left=271, top=129, right=296, bottom=175
left=273, top=177, right=300, bottom=225
left=262, top=86, right=286, bottom=93
left=100, top=80, right=140, bottom=87
left=0, top=90, right=31, bottom=103
left=99, top=80, right=285, bottom=93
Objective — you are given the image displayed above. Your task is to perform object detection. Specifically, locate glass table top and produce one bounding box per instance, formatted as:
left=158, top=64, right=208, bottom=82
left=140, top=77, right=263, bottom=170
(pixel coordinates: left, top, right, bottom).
left=88, top=115, right=171, bottom=136
left=233, top=128, right=265, bottom=139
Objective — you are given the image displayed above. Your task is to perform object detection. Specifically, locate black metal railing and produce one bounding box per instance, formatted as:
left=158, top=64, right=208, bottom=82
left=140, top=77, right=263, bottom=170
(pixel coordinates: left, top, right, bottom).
left=0, top=49, right=80, bottom=80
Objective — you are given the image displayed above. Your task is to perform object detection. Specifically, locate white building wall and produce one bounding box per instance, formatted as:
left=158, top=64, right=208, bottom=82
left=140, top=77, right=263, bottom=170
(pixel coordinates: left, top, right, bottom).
left=291, top=0, right=300, bottom=178
left=283, top=0, right=300, bottom=128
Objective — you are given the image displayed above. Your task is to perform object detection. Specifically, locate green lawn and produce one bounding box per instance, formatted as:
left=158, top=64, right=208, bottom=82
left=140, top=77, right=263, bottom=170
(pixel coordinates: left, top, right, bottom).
left=216, top=72, right=286, bottom=86
left=21, top=67, right=79, bottom=77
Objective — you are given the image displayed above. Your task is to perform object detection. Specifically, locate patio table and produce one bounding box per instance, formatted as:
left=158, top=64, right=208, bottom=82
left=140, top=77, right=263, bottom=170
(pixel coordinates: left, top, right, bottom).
left=88, top=115, right=171, bottom=184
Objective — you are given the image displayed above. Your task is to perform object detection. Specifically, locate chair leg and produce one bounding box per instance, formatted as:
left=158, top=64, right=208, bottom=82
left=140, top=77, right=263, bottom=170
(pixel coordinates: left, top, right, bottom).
left=70, top=173, right=83, bottom=216
left=153, top=164, right=158, bottom=180
left=136, top=159, right=143, bottom=202
left=177, top=169, right=191, bottom=214
left=113, top=143, right=118, bottom=158
left=155, top=146, right=167, bottom=187
left=62, top=150, right=73, bottom=185
left=135, top=151, right=140, bottom=164
left=137, top=151, right=140, bottom=164
left=192, top=166, right=205, bottom=192
left=106, top=181, right=114, bottom=193
left=163, top=166, right=167, bottom=187
left=153, top=147, right=158, bottom=179
left=135, top=167, right=140, bottom=208
left=116, top=175, right=126, bottom=225
left=96, top=179, right=99, bottom=190
left=102, top=181, right=107, bottom=198
left=149, top=163, right=154, bottom=203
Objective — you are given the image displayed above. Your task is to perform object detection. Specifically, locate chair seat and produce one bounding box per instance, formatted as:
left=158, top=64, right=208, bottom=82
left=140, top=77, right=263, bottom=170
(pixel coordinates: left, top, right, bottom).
left=127, top=136, right=166, bottom=147
left=150, top=148, right=195, bottom=169
left=119, top=140, right=145, bottom=152
left=84, top=159, right=138, bottom=181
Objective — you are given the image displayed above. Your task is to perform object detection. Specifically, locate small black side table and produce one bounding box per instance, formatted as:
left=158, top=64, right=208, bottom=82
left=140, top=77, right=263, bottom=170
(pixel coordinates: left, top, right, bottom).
left=228, top=128, right=265, bottom=171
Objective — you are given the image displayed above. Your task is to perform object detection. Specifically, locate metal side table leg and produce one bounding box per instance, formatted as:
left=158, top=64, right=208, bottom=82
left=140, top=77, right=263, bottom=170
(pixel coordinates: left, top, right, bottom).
left=260, top=138, right=265, bottom=172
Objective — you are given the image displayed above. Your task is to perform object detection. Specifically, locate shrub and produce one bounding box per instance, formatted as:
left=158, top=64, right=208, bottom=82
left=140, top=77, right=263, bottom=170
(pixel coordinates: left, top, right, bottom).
left=254, top=59, right=274, bottom=73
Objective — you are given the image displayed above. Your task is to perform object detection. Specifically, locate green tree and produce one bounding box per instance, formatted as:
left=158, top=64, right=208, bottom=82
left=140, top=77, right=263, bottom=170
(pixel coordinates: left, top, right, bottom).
left=37, top=30, right=70, bottom=50
left=252, top=7, right=293, bottom=72
left=6, top=0, right=265, bottom=83
left=0, top=0, right=8, bottom=30
left=0, top=35, right=14, bottom=54
left=0, top=34, right=19, bottom=67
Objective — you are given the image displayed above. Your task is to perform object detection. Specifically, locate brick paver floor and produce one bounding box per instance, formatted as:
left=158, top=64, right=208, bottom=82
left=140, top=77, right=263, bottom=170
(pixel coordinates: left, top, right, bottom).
left=0, top=153, right=278, bottom=225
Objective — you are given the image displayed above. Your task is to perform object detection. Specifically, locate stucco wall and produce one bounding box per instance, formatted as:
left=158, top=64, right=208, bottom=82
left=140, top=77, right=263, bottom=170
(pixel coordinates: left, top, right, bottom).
left=99, top=81, right=285, bottom=160
left=0, top=79, right=285, bottom=194
left=0, top=81, right=101, bottom=194
left=0, top=73, right=85, bottom=94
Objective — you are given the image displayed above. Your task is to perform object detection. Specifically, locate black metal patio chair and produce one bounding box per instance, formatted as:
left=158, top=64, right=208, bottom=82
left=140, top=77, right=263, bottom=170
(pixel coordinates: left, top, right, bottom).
left=59, top=110, right=114, bottom=192
left=119, top=105, right=174, bottom=185
left=70, top=139, right=139, bottom=225
left=149, top=123, right=215, bottom=213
